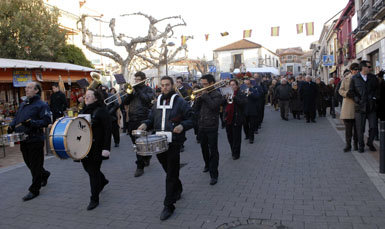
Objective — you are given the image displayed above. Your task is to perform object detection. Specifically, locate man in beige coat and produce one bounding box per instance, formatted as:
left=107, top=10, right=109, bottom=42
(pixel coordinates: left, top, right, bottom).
left=339, top=63, right=359, bottom=152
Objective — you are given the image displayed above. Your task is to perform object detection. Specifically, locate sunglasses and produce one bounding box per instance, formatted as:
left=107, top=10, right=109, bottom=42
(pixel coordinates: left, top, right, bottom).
left=366, top=65, right=372, bottom=68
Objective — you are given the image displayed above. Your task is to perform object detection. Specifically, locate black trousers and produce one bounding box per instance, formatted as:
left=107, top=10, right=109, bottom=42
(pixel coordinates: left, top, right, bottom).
left=157, top=143, right=182, bottom=206
left=199, top=128, right=219, bottom=179
left=20, top=141, right=50, bottom=195
left=343, top=119, right=357, bottom=147
left=81, top=158, right=107, bottom=202
left=128, top=120, right=151, bottom=169
left=355, top=111, right=377, bottom=147
left=111, top=121, right=120, bottom=144
left=305, top=110, right=316, bottom=121
left=243, top=115, right=258, bottom=141
left=257, top=102, right=264, bottom=128
left=225, top=124, right=242, bottom=158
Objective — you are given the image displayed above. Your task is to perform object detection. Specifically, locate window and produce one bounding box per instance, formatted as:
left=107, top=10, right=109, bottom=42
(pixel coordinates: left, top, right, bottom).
left=287, top=55, right=293, bottom=60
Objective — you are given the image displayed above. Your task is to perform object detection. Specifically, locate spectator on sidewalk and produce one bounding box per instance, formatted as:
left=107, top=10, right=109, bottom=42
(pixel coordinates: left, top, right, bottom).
left=315, top=77, right=328, bottom=117
left=50, top=83, right=67, bottom=122
left=326, top=78, right=337, bottom=118
left=339, top=64, right=359, bottom=152
left=349, top=60, right=379, bottom=153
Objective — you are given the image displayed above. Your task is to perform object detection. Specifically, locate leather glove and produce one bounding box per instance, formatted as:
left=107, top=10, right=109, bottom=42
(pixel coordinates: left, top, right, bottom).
left=7, top=126, right=14, bottom=134
left=22, top=120, right=31, bottom=127
left=346, top=90, right=354, bottom=99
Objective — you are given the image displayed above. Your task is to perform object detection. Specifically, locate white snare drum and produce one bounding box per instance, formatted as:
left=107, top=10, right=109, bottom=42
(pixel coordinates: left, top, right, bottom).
left=1, top=133, right=27, bottom=144
left=134, top=134, right=168, bottom=156
left=49, top=117, right=92, bottom=160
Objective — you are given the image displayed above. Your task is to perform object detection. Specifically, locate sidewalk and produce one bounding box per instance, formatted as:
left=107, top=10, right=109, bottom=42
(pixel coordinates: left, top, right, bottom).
left=1, top=108, right=385, bottom=228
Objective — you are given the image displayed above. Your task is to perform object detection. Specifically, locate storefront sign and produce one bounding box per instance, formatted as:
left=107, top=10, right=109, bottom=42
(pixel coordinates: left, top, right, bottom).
left=356, top=20, right=385, bottom=54
left=13, top=70, right=33, bottom=87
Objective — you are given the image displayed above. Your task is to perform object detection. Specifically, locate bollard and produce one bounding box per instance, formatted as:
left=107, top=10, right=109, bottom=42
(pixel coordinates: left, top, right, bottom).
left=380, top=121, right=385, bottom=174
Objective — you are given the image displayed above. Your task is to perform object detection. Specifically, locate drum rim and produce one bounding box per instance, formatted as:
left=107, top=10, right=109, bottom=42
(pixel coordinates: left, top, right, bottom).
left=75, top=117, right=93, bottom=160
left=49, top=117, right=65, bottom=159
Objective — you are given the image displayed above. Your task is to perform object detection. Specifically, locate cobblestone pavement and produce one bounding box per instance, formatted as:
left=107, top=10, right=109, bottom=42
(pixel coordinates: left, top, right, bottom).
left=1, top=107, right=385, bottom=229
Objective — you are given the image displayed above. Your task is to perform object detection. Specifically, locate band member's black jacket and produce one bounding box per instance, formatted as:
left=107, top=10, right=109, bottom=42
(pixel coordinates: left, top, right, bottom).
left=124, top=84, right=154, bottom=122
left=10, top=95, right=51, bottom=143
left=50, top=90, right=67, bottom=121
left=223, top=91, right=247, bottom=126
left=9, top=95, right=51, bottom=195
left=80, top=102, right=112, bottom=160
left=143, top=91, right=194, bottom=144
left=194, top=90, right=224, bottom=130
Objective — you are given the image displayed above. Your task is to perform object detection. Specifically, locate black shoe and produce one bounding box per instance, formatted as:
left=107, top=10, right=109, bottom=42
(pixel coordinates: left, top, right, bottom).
left=249, top=140, right=254, bottom=144
left=332, top=115, right=336, bottom=119
left=176, top=192, right=182, bottom=201
left=41, top=171, right=50, bottom=187
left=367, top=144, right=377, bottom=152
left=311, top=119, right=316, bottom=123
left=134, top=169, right=144, bottom=177
left=343, top=146, right=351, bottom=152
left=160, top=205, right=175, bottom=221
left=232, top=156, right=240, bottom=160
left=144, top=159, right=150, bottom=167
left=306, top=120, right=310, bottom=123
left=180, top=145, right=184, bottom=152
left=210, top=178, right=218, bottom=185
left=297, top=116, right=301, bottom=120
left=359, top=147, right=364, bottom=153
left=100, top=179, right=109, bottom=192
left=203, top=167, right=209, bottom=173
left=87, top=200, right=99, bottom=211
left=353, top=143, right=358, bottom=151
left=114, top=143, right=119, bottom=147
left=22, top=192, right=38, bottom=201
left=244, top=137, right=249, bottom=140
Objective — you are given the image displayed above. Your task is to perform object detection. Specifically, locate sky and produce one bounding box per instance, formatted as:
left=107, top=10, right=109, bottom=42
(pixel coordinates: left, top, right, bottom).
left=83, top=0, right=349, bottom=60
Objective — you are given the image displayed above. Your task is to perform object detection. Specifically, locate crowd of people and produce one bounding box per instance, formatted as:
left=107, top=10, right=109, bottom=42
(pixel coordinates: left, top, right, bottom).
left=5, top=60, right=385, bottom=221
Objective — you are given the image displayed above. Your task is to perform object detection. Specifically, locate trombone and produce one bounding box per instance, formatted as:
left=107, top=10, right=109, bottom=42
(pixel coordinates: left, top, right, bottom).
left=190, top=80, right=228, bottom=101
left=104, top=78, right=149, bottom=106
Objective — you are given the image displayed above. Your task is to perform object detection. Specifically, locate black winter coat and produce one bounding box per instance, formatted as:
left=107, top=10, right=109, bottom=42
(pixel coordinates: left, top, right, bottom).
left=300, top=81, right=318, bottom=112
left=50, top=91, right=67, bottom=117
left=244, top=86, right=261, bottom=116
left=10, top=95, right=51, bottom=143
left=223, top=91, right=247, bottom=126
left=195, top=90, right=223, bottom=130
left=349, top=73, right=379, bottom=113
left=143, top=92, right=194, bottom=144
left=290, top=88, right=302, bottom=112
left=80, top=102, right=112, bottom=161
left=124, top=85, right=154, bottom=122
left=275, top=84, right=292, bottom=101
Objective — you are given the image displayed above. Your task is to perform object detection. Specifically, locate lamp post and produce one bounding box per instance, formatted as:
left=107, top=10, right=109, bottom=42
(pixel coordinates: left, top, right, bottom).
left=164, top=42, right=175, bottom=76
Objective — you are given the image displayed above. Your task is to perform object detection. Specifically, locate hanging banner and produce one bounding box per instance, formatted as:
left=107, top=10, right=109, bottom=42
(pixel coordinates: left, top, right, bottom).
left=243, top=29, right=252, bottom=38
left=296, top=24, right=303, bottom=34
left=205, top=34, right=209, bottom=41
left=271, top=27, right=279, bottom=36
left=306, top=22, right=314, bottom=36
left=13, top=70, right=33, bottom=87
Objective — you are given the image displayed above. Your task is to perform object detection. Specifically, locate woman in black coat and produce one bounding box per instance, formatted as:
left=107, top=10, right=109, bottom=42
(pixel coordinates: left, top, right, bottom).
left=80, top=89, right=112, bottom=210
left=315, top=78, right=328, bottom=117
left=290, top=82, right=302, bottom=119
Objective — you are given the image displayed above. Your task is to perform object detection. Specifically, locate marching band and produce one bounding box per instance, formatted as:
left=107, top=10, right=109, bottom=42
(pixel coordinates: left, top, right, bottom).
left=6, top=72, right=268, bottom=221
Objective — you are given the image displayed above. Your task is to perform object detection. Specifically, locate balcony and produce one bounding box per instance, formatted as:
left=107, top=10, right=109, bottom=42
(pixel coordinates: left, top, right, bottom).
left=360, top=11, right=380, bottom=31
left=354, top=29, right=368, bottom=40
left=373, top=0, right=385, bottom=20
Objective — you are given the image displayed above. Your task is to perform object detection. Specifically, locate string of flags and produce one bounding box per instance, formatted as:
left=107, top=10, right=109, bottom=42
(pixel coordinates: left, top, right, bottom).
left=180, top=22, right=315, bottom=44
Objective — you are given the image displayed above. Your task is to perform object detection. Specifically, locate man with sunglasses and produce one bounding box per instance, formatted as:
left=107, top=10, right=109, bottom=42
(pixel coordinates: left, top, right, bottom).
left=349, top=60, right=379, bottom=153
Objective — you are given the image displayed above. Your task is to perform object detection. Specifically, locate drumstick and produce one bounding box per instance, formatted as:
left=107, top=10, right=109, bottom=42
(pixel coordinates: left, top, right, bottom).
left=15, top=119, right=31, bottom=128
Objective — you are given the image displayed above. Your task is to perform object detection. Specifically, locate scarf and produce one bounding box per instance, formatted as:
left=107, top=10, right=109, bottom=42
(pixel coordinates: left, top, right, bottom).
left=225, top=90, right=237, bottom=125
left=160, top=90, right=176, bottom=105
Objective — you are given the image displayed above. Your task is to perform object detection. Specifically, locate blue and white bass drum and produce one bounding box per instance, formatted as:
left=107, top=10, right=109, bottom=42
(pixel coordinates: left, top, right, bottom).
left=49, top=117, right=92, bottom=160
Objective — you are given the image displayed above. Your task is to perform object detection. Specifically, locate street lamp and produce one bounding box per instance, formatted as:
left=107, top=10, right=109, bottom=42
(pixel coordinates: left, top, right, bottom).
left=164, top=42, right=175, bottom=76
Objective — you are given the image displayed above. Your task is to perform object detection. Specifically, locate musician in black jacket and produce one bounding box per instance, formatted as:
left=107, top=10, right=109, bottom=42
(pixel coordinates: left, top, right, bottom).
left=8, top=82, right=51, bottom=201
left=80, top=89, right=112, bottom=210
left=223, top=79, right=247, bottom=160
left=349, top=60, right=379, bottom=152
left=50, top=83, right=67, bottom=122
left=123, top=71, right=155, bottom=177
left=194, top=74, right=223, bottom=185
left=138, top=76, right=193, bottom=221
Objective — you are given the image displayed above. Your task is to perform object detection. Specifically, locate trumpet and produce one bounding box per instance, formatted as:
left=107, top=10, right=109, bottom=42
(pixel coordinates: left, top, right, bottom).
left=104, top=78, right=149, bottom=106
left=190, top=80, right=228, bottom=101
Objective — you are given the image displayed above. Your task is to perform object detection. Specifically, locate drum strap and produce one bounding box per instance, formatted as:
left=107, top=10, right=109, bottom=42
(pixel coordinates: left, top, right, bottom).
left=156, top=94, right=177, bottom=131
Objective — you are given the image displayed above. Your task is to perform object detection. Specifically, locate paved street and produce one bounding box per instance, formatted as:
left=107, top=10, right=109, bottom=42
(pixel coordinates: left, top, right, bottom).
left=1, top=107, right=385, bottom=229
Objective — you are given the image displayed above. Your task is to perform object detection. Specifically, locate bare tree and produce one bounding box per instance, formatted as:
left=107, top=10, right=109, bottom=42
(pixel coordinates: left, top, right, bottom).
left=77, top=12, right=186, bottom=80
left=135, top=35, right=193, bottom=79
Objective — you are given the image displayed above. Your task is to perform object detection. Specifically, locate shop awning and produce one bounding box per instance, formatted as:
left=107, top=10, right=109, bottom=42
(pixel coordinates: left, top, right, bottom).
left=0, top=58, right=96, bottom=72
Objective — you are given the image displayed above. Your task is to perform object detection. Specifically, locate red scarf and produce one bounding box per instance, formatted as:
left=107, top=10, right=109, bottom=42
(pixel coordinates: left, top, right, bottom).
left=225, top=90, right=237, bottom=125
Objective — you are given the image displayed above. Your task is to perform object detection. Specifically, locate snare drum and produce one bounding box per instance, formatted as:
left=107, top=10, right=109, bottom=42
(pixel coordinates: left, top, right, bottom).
left=1, top=133, right=27, bottom=144
left=134, top=134, right=168, bottom=156
left=49, top=117, right=92, bottom=160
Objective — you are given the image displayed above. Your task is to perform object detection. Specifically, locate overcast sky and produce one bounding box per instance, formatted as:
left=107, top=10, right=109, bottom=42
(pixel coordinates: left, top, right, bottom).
left=84, top=0, right=348, bottom=60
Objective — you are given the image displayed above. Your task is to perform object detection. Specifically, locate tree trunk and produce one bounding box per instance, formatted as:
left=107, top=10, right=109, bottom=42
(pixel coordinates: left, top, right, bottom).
left=122, top=63, right=130, bottom=82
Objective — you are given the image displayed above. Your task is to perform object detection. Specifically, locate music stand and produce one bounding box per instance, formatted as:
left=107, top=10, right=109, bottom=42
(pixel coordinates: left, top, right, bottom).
left=114, top=74, right=126, bottom=85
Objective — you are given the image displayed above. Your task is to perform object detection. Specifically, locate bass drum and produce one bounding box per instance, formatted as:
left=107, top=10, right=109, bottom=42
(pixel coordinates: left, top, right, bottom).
left=49, top=117, right=92, bottom=160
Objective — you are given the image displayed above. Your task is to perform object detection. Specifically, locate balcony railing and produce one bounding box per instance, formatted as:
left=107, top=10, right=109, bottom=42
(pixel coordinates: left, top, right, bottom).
left=374, top=0, right=385, bottom=20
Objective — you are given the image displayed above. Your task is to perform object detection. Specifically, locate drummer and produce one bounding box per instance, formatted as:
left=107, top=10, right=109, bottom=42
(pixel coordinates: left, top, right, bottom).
left=137, top=76, right=193, bottom=221
left=79, top=88, right=112, bottom=210
left=8, top=82, right=51, bottom=201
